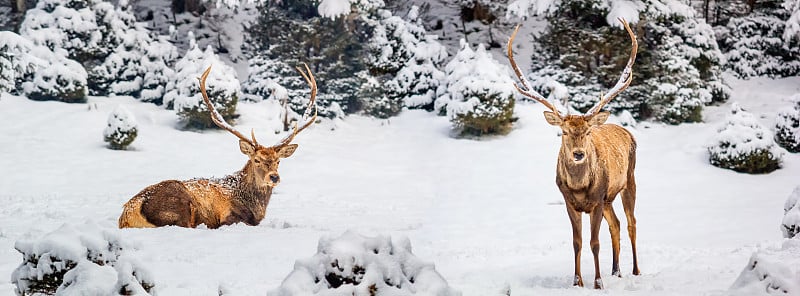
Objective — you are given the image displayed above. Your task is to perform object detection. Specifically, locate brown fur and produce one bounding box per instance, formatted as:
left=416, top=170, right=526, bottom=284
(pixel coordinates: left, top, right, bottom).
left=118, top=143, right=293, bottom=229
left=550, top=113, right=639, bottom=289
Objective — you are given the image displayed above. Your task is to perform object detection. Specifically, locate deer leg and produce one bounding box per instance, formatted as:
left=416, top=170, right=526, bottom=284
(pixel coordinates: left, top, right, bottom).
left=565, top=203, right=583, bottom=287
left=589, top=205, right=604, bottom=289
left=621, top=181, right=640, bottom=275
left=603, top=204, right=621, bottom=277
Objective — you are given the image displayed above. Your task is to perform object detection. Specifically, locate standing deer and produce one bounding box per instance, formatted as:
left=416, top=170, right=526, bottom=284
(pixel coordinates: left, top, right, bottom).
left=119, top=65, right=317, bottom=229
left=507, top=18, right=640, bottom=289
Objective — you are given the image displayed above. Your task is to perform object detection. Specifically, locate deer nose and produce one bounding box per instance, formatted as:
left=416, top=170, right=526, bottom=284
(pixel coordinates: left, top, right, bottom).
left=269, top=174, right=280, bottom=184
left=573, top=151, right=585, bottom=161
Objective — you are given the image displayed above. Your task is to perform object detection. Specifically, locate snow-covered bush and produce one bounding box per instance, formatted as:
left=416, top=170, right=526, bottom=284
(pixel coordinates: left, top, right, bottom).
left=775, top=95, right=800, bottom=153
left=729, top=239, right=800, bottom=295
left=12, top=222, right=154, bottom=295
left=103, top=106, right=138, bottom=150
left=165, top=33, right=239, bottom=129
left=268, top=231, right=460, bottom=296
left=708, top=103, right=782, bottom=174
left=783, top=186, right=800, bottom=239
left=438, top=41, right=515, bottom=136
left=0, top=31, right=87, bottom=103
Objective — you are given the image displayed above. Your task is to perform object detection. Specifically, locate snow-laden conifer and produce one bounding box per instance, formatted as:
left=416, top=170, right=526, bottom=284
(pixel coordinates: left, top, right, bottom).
left=103, top=106, right=138, bottom=150
left=438, top=41, right=516, bottom=136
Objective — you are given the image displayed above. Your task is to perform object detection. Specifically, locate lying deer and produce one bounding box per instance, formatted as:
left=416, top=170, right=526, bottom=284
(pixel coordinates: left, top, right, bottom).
left=119, top=65, right=317, bottom=229
left=507, top=18, right=640, bottom=289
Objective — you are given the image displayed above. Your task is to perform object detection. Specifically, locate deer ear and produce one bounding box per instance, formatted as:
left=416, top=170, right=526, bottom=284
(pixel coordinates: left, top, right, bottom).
left=588, top=111, right=610, bottom=126
left=239, top=140, right=255, bottom=156
left=543, top=111, right=562, bottom=126
left=277, top=144, right=298, bottom=158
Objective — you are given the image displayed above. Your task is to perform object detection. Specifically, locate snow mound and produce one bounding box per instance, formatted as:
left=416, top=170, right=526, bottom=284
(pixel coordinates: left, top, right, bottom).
left=783, top=186, right=800, bottom=239
left=11, top=221, right=154, bottom=295
left=730, top=239, right=800, bottom=295
left=268, top=231, right=460, bottom=296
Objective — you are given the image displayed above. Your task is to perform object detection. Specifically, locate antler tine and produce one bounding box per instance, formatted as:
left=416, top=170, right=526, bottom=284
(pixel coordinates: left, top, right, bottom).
left=198, top=66, right=256, bottom=146
left=507, top=24, right=560, bottom=116
left=272, top=63, right=318, bottom=148
left=586, top=18, right=638, bottom=116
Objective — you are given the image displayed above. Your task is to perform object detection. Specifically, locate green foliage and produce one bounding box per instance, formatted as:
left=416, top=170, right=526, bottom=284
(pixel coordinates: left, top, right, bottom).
left=709, top=146, right=782, bottom=174
left=529, top=0, right=729, bottom=124
left=453, top=92, right=515, bottom=136
left=177, top=91, right=238, bottom=130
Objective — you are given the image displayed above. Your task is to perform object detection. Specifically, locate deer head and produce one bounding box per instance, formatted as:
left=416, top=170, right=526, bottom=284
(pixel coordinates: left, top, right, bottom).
left=507, top=18, right=638, bottom=165
left=198, top=64, right=317, bottom=188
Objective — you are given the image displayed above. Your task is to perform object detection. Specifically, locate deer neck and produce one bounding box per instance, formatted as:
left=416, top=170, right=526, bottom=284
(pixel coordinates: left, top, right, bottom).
left=228, top=162, right=273, bottom=225
left=558, top=146, right=598, bottom=191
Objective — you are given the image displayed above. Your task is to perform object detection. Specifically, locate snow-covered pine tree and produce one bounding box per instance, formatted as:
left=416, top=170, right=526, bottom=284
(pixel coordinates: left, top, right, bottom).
left=0, top=44, right=12, bottom=94
left=103, top=106, right=138, bottom=150
left=139, top=36, right=179, bottom=105
left=165, top=32, right=239, bottom=129
left=438, top=40, right=516, bottom=136
left=246, top=0, right=383, bottom=119
left=518, top=0, right=729, bottom=124
left=368, top=6, right=448, bottom=112
left=775, top=94, right=800, bottom=153
left=716, top=0, right=800, bottom=78
left=0, top=31, right=87, bottom=103
left=783, top=186, right=800, bottom=239
left=708, top=103, right=782, bottom=174
left=20, top=0, right=161, bottom=96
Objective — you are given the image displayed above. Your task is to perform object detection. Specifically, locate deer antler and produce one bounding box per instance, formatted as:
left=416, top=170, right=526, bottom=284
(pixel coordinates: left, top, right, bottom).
left=507, top=24, right=561, bottom=117
left=270, top=63, right=318, bottom=148
left=198, top=66, right=258, bottom=146
left=586, top=18, right=638, bottom=116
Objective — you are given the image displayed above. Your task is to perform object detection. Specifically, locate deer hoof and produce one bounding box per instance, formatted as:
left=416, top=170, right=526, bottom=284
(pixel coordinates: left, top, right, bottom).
left=573, top=275, right=584, bottom=287
left=594, top=278, right=604, bottom=289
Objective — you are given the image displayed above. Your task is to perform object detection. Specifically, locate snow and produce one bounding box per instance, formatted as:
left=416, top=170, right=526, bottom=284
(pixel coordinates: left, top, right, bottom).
left=783, top=186, right=800, bottom=239
left=707, top=103, right=781, bottom=162
left=729, top=239, right=800, bottom=295
left=318, top=0, right=353, bottom=19
left=0, top=75, right=800, bottom=295
left=268, top=231, right=459, bottom=296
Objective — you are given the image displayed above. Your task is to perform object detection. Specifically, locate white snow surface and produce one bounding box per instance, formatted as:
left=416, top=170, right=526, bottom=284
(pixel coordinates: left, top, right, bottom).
left=729, top=239, right=800, bottom=296
left=1, top=74, right=800, bottom=295
left=268, top=231, right=459, bottom=296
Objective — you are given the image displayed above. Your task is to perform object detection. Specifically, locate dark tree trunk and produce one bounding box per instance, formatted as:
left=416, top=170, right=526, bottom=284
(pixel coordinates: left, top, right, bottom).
left=171, top=0, right=185, bottom=14
left=10, top=0, right=25, bottom=13
left=702, top=0, right=710, bottom=20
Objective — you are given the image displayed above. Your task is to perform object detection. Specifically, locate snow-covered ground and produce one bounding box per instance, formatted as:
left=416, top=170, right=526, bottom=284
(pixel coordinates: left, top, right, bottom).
left=1, top=75, right=799, bottom=295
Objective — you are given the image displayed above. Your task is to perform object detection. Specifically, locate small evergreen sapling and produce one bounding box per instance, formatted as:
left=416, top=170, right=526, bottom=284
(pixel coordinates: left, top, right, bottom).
left=775, top=95, right=800, bottom=153
left=438, top=41, right=516, bottom=136
left=708, top=103, right=782, bottom=174
left=165, top=32, right=239, bottom=129
left=103, top=106, right=138, bottom=150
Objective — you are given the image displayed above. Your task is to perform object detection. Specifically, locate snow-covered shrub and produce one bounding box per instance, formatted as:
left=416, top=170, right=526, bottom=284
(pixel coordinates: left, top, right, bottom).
left=12, top=222, right=154, bottom=295
left=165, top=33, right=239, bottom=129
left=103, top=106, right=138, bottom=150
left=438, top=41, right=515, bottom=136
left=0, top=31, right=87, bottom=103
left=729, top=239, right=800, bottom=295
left=775, top=95, right=800, bottom=153
left=268, top=231, right=460, bottom=296
left=708, top=103, right=782, bottom=174
left=783, top=186, right=800, bottom=239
